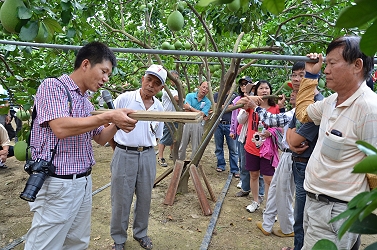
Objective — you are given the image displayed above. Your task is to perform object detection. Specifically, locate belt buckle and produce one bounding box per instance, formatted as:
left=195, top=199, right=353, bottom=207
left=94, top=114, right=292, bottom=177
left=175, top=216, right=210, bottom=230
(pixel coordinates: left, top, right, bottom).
left=315, top=193, right=320, bottom=201
left=137, top=146, right=144, bottom=152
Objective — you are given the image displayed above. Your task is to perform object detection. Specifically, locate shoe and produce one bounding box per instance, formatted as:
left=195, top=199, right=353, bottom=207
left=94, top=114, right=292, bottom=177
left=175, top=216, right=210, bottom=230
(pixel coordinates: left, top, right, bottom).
left=0, top=162, right=7, bottom=169
left=256, top=221, right=271, bottom=236
left=232, top=172, right=240, bottom=178
left=158, top=158, right=167, bottom=167
left=236, top=181, right=242, bottom=189
left=272, top=228, right=294, bottom=237
left=169, top=153, right=173, bottom=159
left=246, top=201, right=260, bottom=213
left=258, top=195, right=264, bottom=204
left=111, top=242, right=125, bottom=250
left=216, top=168, right=224, bottom=172
left=134, top=235, right=153, bottom=250
left=235, top=190, right=250, bottom=197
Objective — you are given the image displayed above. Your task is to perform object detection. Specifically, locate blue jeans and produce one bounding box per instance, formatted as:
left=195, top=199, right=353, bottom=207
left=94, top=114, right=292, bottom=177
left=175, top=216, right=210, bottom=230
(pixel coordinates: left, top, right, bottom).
left=293, top=161, right=307, bottom=250
left=237, top=137, right=264, bottom=196
left=214, top=123, right=238, bottom=173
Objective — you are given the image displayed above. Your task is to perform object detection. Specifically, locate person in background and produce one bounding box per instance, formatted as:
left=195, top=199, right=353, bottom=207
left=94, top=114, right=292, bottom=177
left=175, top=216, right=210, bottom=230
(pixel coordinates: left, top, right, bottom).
left=25, top=41, right=137, bottom=250
left=178, top=81, right=211, bottom=161
left=0, top=123, right=14, bottom=169
left=110, top=64, right=166, bottom=250
left=157, top=70, right=179, bottom=167
left=294, top=36, right=376, bottom=250
left=231, top=76, right=264, bottom=201
left=238, top=80, right=280, bottom=213
left=213, top=89, right=238, bottom=176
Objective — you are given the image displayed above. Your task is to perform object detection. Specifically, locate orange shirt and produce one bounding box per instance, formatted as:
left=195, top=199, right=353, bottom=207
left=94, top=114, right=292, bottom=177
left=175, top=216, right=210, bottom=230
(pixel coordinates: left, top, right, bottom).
left=244, top=105, right=280, bottom=156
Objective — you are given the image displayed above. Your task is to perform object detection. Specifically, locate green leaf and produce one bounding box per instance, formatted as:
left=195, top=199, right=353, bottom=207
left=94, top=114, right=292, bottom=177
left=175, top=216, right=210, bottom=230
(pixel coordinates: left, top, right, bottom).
left=330, top=208, right=354, bottom=223
left=349, top=213, right=377, bottom=234
left=44, top=18, right=63, bottom=33
left=360, top=21, right=377, bottom=56
left=360, top=191, right=377, bottom=220
left=18, top=6, right=32, bottom=20
left=347, top=192, right=369, bottom=209
left=19, top=21, right=39, bottom=41
left=61, top=10, right=72, bottom=25
left=335, top=0, right=377, bottom=28
left=67, top=28, right=76, bottom=38
left=337, top=207, right=363, bottom=239
left=353, top=155, right=377, bottom=174
left=365, top=242, right=377, bottom=250
left=356, top=190, right=377, bottom=209
left=262, top=0, right=285, bottom=15
left=312, top=239, right=337, bottom=250
left=356, top=140, right=377, bottom=155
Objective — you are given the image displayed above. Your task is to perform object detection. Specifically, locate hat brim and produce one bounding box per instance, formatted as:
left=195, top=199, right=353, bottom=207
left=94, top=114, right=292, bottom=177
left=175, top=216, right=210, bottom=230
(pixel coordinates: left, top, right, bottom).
left=146, top=71, right=165, bottom=86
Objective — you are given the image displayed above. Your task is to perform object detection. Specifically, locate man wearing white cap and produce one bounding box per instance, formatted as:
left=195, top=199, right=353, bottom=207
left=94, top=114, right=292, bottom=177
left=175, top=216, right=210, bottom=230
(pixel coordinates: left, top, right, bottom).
left=110, top=64, right=166, bottom=250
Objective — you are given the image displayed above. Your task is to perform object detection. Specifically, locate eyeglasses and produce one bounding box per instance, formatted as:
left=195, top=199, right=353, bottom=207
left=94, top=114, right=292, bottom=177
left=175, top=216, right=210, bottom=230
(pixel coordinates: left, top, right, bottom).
left=290, top=74, right=305, bottom=79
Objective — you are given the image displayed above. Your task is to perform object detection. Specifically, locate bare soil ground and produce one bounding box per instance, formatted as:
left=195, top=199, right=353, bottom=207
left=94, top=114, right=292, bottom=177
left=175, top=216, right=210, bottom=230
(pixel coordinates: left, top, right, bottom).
left=1, top=140, right=376, bottom=250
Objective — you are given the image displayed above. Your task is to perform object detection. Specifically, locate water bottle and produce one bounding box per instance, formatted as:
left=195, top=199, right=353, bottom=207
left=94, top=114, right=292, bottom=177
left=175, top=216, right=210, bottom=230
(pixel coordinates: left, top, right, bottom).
left=258, top=121, right=264, bottom=133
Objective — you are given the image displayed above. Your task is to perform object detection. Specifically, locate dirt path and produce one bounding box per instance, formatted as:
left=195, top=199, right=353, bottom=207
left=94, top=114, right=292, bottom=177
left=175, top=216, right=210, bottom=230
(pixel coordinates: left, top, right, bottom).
left=1, top=141, right=376, bottom=249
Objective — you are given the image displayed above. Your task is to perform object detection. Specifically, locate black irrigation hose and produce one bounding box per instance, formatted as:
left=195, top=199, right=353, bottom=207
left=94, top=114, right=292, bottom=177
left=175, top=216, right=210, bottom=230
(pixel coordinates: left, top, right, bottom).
left=0, top=182, right=112, bottom=250
left=200, top=173, right=233, bottom=250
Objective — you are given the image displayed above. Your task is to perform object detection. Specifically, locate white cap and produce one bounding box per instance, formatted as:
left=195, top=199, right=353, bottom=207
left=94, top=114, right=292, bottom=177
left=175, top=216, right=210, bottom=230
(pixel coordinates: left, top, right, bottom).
left=145, top=64, right=167, bottom=85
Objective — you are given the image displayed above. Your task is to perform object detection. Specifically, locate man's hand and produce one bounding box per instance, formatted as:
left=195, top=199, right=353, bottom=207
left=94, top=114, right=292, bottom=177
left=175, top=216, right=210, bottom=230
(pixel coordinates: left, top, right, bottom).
left=236, top=96, right=263, bottom=109
left=277, top=94, right=286, bottom=109
left=111, top=108, right=138, bottom=133
left=306, top=53, right=323, bottom=75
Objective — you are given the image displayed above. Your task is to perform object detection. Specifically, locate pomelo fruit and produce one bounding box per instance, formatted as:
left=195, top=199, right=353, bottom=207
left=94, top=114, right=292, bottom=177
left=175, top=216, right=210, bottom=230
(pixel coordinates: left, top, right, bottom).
left=0, top=0, right=26, bottom=33
left=14, top=141, right=29, bottom=161
left=167, top=11, right=184, bottom=32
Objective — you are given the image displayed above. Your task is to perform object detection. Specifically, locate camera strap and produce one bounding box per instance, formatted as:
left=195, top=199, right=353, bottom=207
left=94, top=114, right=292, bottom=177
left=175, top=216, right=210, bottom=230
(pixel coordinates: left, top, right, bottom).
left=26, top=77, right=73, bottom=164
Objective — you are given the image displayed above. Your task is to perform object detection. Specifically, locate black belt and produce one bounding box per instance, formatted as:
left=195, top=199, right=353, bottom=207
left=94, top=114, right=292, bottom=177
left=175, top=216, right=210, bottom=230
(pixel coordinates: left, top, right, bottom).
left=116, top=143, right=152, bottom=152
left=292, top=156, right=309, bottom=163
left=307, top=191, right=347, bottom=204
left=220, top=120, right=231, bottom=125
left=283, top=148, right=292, bottom=153
left=51, top=168, right=92, bottom=179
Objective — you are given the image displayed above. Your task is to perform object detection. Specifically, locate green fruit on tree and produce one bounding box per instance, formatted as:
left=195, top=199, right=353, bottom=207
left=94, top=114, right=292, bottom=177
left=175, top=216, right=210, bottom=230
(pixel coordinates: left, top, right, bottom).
left=0, top=0, right=26, bottom=33
left=184, top=41, right=191, bottom=50
left=16, top=109, right=30, bottom=121
left=177, top=3, right=185, bottom=12
left=227, top=0, right=240, bottom=12
left=179, top=1, right=187, bottom=8
left=241, top=40, right=248, bottom=46
left=174, top=41, right=182, bottom=49
left=139, top=4, right=147, bottom=11
left=318, top=78, right=325, bottom=88
left=283, top=80, right=292, bottom=91
left=209, top=65, right=215, bottom=73
left=167, top=11, right=184, bottom=32
left=147, top=3, right=152, bottom=8
left=161, top=41, right=170, bottom=50
left=168, top=44, right=175, bottom=50
left=200, top=37, right=206, bottom=46
left=155, top=91, right=163, bottom=99
left=14, top=141, right=30, bottom=161
left=214, top=65, right=221, bottom=70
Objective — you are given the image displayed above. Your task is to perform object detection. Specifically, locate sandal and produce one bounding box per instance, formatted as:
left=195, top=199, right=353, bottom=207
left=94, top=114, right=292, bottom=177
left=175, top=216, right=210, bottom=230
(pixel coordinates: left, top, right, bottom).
left=232, top=172, right=240, bottom=178
left=134, top=235, right=153, bottom=250
left=111, top=243, right=124, bottom=250
left=216, top=168, right=224, bottom=172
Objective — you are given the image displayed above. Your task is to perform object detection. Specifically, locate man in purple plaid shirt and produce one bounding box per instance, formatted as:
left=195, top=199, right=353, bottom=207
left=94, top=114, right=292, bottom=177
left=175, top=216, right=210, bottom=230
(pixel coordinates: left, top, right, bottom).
left=24, top=42, right=137, bottom=250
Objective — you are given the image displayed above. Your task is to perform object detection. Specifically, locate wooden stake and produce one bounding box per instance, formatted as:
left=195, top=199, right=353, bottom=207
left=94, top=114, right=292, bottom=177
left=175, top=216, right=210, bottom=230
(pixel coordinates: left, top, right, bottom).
left=190, top=165, right=212, bottom=216
left=163, top=160, right=184, bottom=206
left=198, top=164, right=216, bottom=202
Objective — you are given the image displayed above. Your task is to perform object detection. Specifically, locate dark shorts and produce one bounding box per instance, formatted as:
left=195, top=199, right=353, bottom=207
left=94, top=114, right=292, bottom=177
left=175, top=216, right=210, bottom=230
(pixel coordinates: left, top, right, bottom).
left=245, top=152, right=275, bottom=176
left=159, top=122, right=178, bottom=146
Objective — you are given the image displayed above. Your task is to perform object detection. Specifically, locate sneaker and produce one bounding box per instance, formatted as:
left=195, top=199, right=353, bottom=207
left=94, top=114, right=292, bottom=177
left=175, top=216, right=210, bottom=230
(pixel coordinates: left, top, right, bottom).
left=246, top=201, right=260, bottom=213
left=272, top=228, right=294, bottom=237
left=256, top=221, right=271, bottom=236
left=236, top=181, right=242, bottom=189
left=258, top=195, right=264, bottom=204
left=158, top=158, right=167, bottom=167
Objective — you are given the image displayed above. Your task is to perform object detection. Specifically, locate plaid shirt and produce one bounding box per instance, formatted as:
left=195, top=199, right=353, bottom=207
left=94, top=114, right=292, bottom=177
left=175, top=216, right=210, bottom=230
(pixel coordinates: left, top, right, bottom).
left=30, top=74, right=103, bottom=175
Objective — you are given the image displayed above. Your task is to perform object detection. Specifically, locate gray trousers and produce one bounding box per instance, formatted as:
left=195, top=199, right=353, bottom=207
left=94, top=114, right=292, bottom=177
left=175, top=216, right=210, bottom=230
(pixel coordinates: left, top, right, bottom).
left=178, top=123, right=204, bottom=160
left=110, top=147, right=156, bottom=244
left=262, top=151, right=295, bottom=234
